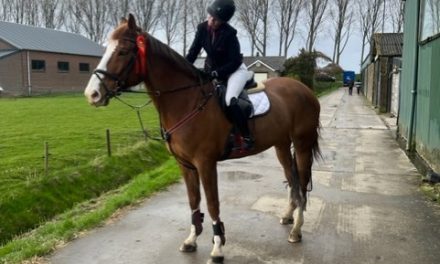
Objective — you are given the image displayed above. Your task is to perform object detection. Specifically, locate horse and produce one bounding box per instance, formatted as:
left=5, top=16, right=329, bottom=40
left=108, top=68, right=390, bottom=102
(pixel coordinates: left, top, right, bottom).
left=84, top=14, right=321, bottom=263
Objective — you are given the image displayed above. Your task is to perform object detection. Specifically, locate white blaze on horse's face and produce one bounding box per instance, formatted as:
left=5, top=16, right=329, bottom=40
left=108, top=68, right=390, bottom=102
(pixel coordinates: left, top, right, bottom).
left=84, top=39, right=119, bottom=106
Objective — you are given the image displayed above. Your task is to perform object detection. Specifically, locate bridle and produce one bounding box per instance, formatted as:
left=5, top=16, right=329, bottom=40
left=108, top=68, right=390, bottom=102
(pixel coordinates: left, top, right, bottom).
left=93, top=37, right=139, bottom=101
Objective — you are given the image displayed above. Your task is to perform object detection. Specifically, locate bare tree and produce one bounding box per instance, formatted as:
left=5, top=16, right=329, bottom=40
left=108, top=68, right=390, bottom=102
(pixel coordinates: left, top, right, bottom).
left=357, top=0, right=384, bottom=65
left=305, top=0, right=329, bottom=52
left=189, top=0, right=209, bottom=32
left=161, top=0, right=183, bottom=46
left=329, top=0, right=353, bottom=65
left=133, top=0, right=163, bottom=33
left=39, top=0, right=64, bottom=29
left=236, top=0, right=259, bottom=55
left=67, top=0, right=112, bottom=44
left=109, top=0, right=131, bottom=27
left=9, top=0, right=26, bottom=24
left=388, top=0, right=404, bottom=33
left=24, top=0, right=39, bottom=26
left=0, top=0, right=11, bottom=21
left=236, top=0, right=270, bottom=56
left=273, top=0, right=303, bottom=57
left=256, top=0, right=270, bottom=56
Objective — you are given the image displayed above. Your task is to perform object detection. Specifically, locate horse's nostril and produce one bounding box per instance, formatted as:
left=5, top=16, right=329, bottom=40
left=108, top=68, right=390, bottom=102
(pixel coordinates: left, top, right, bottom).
left=91, top=90, right=100, bottom=101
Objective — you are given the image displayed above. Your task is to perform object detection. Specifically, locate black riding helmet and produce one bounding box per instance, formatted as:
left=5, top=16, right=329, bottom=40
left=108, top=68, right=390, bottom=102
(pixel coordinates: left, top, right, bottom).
left=207, top=0, right=236, bottom=22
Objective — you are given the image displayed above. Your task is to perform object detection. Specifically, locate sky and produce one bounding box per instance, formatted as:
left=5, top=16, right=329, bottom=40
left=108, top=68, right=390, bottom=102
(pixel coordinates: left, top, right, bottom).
left=235, top=25, right=365, bottom=74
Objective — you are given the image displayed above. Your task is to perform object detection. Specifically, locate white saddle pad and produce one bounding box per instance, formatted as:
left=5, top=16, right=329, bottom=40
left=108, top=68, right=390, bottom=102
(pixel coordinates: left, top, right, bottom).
left=248, top=91, right=270, bottom=117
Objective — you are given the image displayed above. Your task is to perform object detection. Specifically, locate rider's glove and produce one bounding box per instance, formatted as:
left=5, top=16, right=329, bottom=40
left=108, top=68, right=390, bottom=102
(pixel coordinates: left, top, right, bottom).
left=210, top=71, right=218, bottom=79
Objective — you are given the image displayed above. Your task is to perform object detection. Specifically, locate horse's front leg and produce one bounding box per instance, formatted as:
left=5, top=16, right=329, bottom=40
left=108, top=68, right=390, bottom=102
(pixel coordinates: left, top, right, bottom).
left=179, top=165, right=203, bottom=253
left=198, top=161, right=225, bottom=263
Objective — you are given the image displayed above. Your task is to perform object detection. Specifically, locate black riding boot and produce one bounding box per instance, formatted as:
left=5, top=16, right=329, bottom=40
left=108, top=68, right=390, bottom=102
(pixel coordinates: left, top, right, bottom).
left=228, top=98, right=254, bottom=150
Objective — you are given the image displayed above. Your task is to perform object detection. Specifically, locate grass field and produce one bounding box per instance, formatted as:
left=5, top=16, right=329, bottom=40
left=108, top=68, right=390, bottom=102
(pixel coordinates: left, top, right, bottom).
left=0, top=93, right=164, bottom=244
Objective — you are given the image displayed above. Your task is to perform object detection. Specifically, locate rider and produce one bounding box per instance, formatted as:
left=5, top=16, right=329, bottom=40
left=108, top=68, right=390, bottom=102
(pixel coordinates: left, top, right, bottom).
left=186, top=0, right=254, bottom=150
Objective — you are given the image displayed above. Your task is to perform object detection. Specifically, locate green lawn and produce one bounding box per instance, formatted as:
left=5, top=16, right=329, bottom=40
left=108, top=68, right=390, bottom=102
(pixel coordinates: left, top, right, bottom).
left=0, top=93, right=164, bottom=244
left=0, top=93, right=158, bottom=175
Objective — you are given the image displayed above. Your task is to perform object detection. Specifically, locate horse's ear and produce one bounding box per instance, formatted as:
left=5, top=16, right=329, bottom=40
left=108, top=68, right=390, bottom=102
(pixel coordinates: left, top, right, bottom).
left=128, top=14, right=137, bottom=30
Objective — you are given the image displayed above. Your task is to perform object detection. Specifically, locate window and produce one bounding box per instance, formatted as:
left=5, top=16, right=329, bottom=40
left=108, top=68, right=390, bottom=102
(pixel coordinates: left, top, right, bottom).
left=31, top=60, right=45, bottom=71
left=79, top=63, right=90, bottom=72
left=58, top=61, right=69, bottom=72
left=420, top=0, right=440, bottom=42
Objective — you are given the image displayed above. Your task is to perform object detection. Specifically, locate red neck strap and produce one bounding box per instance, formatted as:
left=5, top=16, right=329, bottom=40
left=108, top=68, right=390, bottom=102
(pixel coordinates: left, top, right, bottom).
left=135, top=35, right=147, bottom=77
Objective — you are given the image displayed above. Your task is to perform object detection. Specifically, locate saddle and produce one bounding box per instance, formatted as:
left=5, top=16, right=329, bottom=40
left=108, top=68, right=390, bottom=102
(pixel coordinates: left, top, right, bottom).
left=215, top=75, right=268, bottom=119
left=216, top=74, right=270, bottom=159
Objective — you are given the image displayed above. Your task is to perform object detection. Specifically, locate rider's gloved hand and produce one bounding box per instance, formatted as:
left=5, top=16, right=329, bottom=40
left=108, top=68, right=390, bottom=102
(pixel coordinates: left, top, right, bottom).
left=210, top=71, right=218, bottom=79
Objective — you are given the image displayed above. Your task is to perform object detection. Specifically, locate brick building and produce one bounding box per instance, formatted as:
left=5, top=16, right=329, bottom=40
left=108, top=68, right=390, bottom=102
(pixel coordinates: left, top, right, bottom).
left=0, top=21, right=103, bottom=96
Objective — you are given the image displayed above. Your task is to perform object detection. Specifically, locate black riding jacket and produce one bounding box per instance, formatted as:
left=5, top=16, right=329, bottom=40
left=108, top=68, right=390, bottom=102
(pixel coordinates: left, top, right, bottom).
left=186, top=21, right=243, bottom=81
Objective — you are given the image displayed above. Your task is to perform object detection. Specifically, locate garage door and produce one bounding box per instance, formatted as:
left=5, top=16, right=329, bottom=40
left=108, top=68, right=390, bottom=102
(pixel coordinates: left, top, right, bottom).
left=254, top=73, right=268, bottom=83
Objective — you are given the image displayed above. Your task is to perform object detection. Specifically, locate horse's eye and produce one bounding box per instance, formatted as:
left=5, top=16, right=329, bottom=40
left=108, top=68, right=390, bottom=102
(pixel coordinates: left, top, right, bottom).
left=118, top=50, right=129, bottom=56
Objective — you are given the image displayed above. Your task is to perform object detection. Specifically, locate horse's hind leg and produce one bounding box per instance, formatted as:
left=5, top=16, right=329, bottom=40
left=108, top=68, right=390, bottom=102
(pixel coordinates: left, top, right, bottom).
left=288, top=146, right=313, bottom=243
left=275, top=144, right=296, bottom=225
left=179, top=165, right=203, bottom=253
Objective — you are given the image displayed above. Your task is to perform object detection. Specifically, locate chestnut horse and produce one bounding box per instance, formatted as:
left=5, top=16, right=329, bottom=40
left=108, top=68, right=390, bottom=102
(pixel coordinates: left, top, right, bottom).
left=84, top=14, right=321, bottom=263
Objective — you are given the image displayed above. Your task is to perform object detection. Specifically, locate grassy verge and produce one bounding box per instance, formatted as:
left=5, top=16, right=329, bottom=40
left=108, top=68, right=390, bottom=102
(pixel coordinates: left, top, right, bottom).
left=0, top=140, right=168, bottom=245
left=0, top=158, right=180, bottom=263
left=314, top=81, right=342, bottom=97
left=0, top=93, right=160, bottom=243
left=420, top=183, right=440, bottom=204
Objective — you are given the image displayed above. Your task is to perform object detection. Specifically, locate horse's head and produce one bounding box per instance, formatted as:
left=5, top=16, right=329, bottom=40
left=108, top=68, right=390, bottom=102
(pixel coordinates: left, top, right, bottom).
left=84, top=14, right=145, bottom=106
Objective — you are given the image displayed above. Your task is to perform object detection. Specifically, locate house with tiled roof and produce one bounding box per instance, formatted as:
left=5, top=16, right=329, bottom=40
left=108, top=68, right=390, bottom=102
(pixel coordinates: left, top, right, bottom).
left=0, top=21, right=103, bottom=95
left=194, top=55, right=285, bottom=83
left=361, top=33, right=403, bottom=114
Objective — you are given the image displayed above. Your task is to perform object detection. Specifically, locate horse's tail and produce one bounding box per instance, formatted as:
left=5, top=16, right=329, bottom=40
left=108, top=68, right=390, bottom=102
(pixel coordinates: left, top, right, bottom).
left=312, top=122, right=323, bottom=162
left=290, top=153, right=303, bottom=208
left=290, top=122, right=322, bottom=210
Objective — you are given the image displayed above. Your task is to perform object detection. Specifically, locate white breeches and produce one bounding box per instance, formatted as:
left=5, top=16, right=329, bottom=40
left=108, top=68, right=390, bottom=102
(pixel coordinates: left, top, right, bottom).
left=225, top=63, right=253, bottom=106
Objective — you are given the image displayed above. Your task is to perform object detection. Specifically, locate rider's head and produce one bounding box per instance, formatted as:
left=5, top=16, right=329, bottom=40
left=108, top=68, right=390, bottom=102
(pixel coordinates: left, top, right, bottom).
left=207, top=0, right=236, bottom=23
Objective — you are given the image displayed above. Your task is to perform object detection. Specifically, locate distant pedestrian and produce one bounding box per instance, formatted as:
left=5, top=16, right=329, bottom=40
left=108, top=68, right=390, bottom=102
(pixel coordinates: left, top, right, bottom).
left=348, top=79, right=354, bottom=95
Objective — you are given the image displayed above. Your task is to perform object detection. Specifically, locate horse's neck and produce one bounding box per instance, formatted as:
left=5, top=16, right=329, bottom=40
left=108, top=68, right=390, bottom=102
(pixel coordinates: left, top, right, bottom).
left=144, top=37, right=207, bottom=127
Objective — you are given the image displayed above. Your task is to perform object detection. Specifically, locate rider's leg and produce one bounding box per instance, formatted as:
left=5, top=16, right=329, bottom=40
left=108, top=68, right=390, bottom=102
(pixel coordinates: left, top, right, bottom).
left=225, top=64, right=254, bottom=150
left=225, top=63, right=252, bottom=106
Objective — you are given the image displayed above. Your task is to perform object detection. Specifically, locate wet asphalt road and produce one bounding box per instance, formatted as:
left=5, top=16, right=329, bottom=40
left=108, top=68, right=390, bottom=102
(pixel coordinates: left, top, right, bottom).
left=50, top=88, right=440, bottom=264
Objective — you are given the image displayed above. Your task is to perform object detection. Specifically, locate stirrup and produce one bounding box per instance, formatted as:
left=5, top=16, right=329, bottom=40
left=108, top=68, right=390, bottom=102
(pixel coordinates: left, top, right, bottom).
left=242, top=136, right=254, bottom=151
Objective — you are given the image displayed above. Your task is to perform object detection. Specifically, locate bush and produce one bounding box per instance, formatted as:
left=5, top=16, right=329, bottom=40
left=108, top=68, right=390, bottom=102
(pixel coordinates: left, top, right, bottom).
left=282, top=49, right=316, bottom=89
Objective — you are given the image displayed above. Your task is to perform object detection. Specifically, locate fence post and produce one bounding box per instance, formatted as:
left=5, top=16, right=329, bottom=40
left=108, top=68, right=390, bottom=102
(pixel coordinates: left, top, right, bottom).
left=44, top=141, right=49, bottom=176
left=106, top=129, right=112, bottom=157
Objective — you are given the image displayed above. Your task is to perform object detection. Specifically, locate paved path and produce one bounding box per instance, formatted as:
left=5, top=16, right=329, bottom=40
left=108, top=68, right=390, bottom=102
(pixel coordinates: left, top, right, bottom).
left=50, top=88, right=440, bottom=264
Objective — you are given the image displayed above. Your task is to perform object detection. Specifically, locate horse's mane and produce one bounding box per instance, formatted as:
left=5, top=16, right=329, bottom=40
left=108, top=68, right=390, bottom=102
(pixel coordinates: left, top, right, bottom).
left=111, top=23, right=208, bottom=81
left=147, top=35, right=206, bottom=80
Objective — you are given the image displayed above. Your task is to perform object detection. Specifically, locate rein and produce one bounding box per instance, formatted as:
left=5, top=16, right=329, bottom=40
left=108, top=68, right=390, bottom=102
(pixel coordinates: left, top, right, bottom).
left=159, top=85, right=214, bottom=141
left=95, top=31, right=215, bottom=153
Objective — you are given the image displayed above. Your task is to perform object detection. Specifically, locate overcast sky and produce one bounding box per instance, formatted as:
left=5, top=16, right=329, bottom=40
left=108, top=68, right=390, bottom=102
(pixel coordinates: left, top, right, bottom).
left=235, top=25, right=365, bottom=74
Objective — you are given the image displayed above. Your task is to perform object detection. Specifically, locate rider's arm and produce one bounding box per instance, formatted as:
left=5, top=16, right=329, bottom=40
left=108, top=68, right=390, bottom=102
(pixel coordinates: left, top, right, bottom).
left=186, top=24, right=204, bottom=64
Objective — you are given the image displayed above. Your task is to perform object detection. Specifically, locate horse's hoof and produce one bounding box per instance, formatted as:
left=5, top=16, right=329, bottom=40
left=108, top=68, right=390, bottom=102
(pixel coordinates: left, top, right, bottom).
left=288, top=232, right=302, bottom=243
left=211, top=256, right=224, bottom=263
left=179, top=243, right=197, bottom=252
left=280, top=217, right=294, bottom=225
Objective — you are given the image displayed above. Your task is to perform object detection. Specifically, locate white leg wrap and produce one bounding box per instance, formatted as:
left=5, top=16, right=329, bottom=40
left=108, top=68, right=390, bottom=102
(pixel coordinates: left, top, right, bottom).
left=211, top=235, right=224, bottom=258
left=280, top=187, right=295, bottom=224
left=183, top=225, right=197, bottom=245
left=288, top=207, right=304, bottom=243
